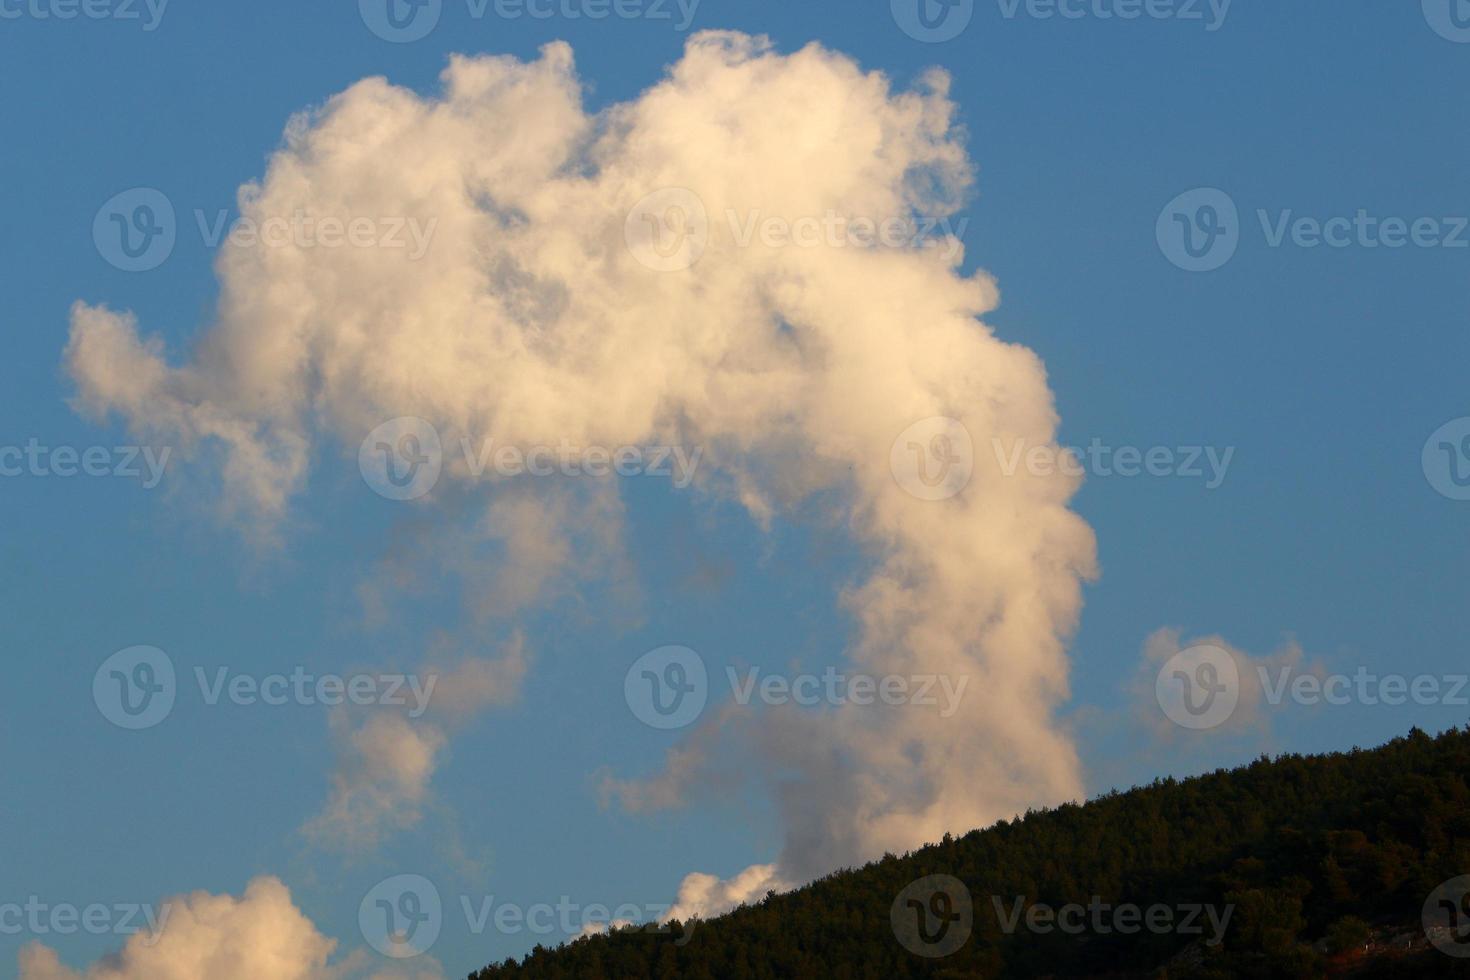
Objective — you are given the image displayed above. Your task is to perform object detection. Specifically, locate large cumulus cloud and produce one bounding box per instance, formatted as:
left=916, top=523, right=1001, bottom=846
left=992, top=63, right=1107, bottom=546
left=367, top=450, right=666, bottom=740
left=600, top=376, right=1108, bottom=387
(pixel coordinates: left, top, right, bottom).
left=66, top=32, right=1096, bottom=916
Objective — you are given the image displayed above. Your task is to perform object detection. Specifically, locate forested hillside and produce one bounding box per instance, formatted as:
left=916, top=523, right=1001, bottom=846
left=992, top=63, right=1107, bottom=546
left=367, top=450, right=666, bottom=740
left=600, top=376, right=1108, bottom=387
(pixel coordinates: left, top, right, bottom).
left=472, top=727, right=1470, bottom=978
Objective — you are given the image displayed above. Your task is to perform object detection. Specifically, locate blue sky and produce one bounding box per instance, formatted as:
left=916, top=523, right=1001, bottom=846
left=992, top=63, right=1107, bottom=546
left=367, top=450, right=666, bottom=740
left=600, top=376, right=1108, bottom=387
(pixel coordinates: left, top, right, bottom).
left=2, top=2, right=1468, bottom=977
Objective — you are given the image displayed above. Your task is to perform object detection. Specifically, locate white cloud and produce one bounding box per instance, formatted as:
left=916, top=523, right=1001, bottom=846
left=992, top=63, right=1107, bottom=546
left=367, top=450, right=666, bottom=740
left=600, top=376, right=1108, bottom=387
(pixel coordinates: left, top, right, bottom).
left=666, top=864, right=789, bottom=922
left=18, top=877, right=435, bottom=980
left=1135, top=626, right=1326, bottom=741
left=67, top=32, right=1096, bottom=901
left=305, top=635, right=527, bottom=851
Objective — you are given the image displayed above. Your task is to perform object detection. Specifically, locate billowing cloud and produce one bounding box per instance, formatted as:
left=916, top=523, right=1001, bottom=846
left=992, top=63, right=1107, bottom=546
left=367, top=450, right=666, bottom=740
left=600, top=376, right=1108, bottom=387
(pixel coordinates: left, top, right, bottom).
left=18, top=877, right=436, bottom=980
left=666, top=864, right=788, bottom=923
left=1135, top=627, right=1326, bottom=741
left=66, top=32, right=1096, bottom=909
left=305, top=634, right=527, bottom=851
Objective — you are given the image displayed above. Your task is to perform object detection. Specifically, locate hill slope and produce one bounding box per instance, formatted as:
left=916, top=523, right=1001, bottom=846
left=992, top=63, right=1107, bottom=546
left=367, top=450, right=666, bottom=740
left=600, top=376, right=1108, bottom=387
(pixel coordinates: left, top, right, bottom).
left=471, top=727, right=1470, bottom=978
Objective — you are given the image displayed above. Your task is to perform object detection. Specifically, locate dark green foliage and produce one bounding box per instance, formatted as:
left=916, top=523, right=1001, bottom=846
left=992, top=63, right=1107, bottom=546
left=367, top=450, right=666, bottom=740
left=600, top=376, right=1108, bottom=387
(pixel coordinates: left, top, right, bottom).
left=469, top=726, right=1470, bottom=979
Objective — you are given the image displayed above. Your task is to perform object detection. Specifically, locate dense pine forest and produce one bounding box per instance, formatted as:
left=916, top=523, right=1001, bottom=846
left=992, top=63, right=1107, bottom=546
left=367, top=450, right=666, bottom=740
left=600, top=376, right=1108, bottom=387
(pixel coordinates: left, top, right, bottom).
left=471, top=727, right=1470, bottom=978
